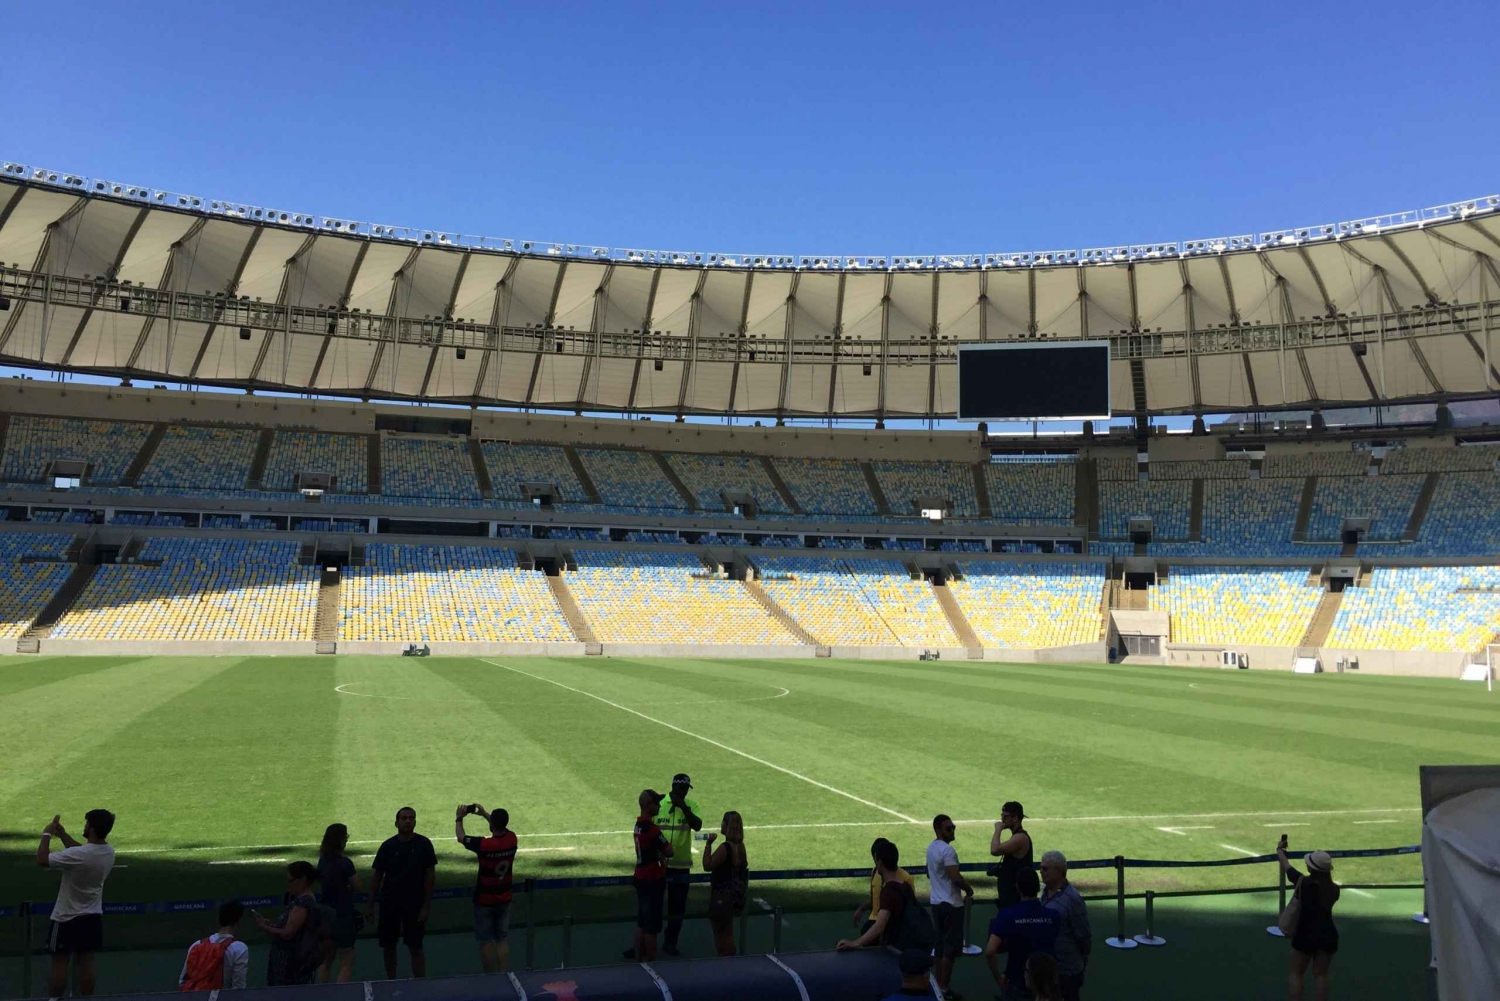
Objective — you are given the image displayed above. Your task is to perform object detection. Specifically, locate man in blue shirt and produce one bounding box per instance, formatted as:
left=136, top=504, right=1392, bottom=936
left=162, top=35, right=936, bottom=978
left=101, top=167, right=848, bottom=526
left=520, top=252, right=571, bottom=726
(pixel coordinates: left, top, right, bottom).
left=984, top=867, right=1058, bottom=1001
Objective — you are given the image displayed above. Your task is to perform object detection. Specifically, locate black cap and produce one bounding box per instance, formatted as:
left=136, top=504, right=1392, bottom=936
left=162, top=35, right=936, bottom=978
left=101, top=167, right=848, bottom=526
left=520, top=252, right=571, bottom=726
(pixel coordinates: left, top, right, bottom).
left=897, top=949, right=933, bottom=975
left=672, top=773, right=692, bottom=790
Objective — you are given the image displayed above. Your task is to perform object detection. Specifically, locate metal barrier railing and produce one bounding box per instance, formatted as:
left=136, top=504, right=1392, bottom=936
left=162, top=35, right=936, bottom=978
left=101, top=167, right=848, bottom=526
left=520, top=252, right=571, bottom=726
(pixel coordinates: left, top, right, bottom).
left=5, top=845, right=1422, bottom=999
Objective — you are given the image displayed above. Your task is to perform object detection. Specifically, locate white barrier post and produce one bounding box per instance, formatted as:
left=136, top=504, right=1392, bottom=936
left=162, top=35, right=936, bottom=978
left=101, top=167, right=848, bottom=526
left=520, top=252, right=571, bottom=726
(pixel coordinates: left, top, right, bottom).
left=1105, top=856, right=1138, bottom=949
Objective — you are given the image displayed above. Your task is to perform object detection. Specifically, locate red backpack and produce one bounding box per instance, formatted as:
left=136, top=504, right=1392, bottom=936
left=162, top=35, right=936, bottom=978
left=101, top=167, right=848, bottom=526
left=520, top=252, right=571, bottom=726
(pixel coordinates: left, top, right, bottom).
left=180, top=936, right=235, bottom=992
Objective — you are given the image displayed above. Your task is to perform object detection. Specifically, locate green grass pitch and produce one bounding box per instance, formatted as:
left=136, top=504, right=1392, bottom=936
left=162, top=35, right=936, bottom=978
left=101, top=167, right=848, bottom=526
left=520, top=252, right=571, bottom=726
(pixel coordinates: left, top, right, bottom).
left=4, top=654, right=1489, bottom=1000
left=4, top=654, right=1493, bottom=903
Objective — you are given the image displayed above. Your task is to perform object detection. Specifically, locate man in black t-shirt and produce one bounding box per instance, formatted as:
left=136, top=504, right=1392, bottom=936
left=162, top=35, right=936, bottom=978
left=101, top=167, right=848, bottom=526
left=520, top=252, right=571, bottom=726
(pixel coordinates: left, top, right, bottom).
left=366, top=807, right=437, bottom=979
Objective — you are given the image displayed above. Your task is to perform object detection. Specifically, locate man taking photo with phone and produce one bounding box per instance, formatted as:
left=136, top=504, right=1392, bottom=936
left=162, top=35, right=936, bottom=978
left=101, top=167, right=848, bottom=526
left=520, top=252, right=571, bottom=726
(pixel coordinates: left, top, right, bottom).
left=455, top=803, right=518, bottom=974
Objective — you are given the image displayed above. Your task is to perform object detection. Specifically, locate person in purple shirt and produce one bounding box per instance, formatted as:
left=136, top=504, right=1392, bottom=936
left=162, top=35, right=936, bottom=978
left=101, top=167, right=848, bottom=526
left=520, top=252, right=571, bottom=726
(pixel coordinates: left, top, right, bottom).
left=985, top=867, right=1059, bottom=1001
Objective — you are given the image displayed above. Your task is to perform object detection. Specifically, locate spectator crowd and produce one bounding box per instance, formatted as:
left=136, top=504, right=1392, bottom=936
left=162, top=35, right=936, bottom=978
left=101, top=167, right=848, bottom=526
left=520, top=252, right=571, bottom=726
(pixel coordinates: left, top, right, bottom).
left=33, top=785, right=1341, bottom=1001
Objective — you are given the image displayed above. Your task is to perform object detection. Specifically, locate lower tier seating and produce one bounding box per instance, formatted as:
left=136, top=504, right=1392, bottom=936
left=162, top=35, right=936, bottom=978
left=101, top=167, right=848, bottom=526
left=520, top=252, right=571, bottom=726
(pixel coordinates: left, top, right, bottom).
left=756, top=556, right=957, bottom=647
left=567, top=550, right=799, bottom=645
left=1327, top=567, right=1500, bottom=652
left=340, top=544, right=574, bottom=643
left=0, top=533, right=75, bottom=640
left=1151, top=566, right=1321, bottom=646
left=948, top=562, right=1103, bottom=648
left=52, top=539, right=318, bottom=641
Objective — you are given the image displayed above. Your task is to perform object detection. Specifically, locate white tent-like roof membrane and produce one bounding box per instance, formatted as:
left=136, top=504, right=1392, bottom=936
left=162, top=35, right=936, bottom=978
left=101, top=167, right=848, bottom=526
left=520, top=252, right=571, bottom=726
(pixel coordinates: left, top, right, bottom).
left=1, top=162, right=1497, bottom=419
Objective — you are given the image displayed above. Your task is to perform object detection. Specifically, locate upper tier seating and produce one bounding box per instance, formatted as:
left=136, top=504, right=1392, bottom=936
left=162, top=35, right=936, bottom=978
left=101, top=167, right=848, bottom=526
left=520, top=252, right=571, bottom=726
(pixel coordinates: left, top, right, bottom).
left=1306, top=473, right=1423, bottom=541
left=948, top=562, right=1103, bottom=648
left=1407, top=472, right=1500, bottom=556
left=1099, top=480, right=1191, bottom=538
left=577, top=448, right=687, bottom=512
left=668, top=453, right=790, bottom=513
left=137, top=425, right=259, bottom=491
left=984, top=461, right=1075, bottom=524
left=772, top=458, right=878, bottom=516
left=567, top=550, right=799, bottom=645
left=0, top=533, right=75, bottom=641
left=263, top=431, right=368, bottom=493
left=1148, top=459, right=1250, bottom=480
left=51, top=539, right=318, bottom=641
left=380, top=435, right=481, bottom=500
left=1, top=415, right=151, bottom=485
left=872, top=461, right=979, bottom=517
left=1380, top=446, right=1500, bottom=475
left=755, top=556, right=958, bottom=647
left=340, top=544, right=573, bottom=643
left=1327, top=567, right=1500, bottom=652
left=1261, top=451, right=1370, bottom=478
left=1188, top=478, right=1312, bottom=557
left=1095, top=456, right=1139, bottom=480
left=1151, top=566, right=1321, bottom=646
left=481, top=442, right=586, bottom=501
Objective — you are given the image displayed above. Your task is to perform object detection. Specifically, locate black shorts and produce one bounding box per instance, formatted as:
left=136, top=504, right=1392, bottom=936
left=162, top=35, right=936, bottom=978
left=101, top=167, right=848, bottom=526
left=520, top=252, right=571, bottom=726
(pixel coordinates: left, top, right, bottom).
left=377, top=901, right=425, bottom=950
left=49, top=914, right=103, bottom=955
left=932, top=902, right=965, bottom=957
left=634, top=878, right=666, bottom=935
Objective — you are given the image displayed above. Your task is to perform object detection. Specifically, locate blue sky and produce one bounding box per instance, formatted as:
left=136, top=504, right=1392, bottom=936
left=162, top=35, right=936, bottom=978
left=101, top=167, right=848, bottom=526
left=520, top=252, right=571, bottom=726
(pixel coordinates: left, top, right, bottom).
left=4, top=2, right=1498, bottom=430
left=6, top=1, right=1498, bottom=259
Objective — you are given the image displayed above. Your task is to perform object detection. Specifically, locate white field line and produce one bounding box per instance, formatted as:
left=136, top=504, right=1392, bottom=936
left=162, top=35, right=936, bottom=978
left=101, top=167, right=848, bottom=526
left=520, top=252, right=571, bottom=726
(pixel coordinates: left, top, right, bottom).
left=1156, top=826, right=1215, bottom=835
left=1220, top=844, right=1260, bottom=857
left=334, top=682, right=790, bottom=706
left=115, top=806, right=1421, bottom=858
left=210, top=858, right=286, bottom=865
left=1353, top=820, right=1400, bottom=825
left=481, top=659, right=920, bottom=824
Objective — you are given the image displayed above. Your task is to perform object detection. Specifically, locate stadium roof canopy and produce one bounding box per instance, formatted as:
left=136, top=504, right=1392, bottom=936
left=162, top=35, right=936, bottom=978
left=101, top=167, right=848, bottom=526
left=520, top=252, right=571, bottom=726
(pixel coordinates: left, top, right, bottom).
left=1, top=160, right=1498, bottom=420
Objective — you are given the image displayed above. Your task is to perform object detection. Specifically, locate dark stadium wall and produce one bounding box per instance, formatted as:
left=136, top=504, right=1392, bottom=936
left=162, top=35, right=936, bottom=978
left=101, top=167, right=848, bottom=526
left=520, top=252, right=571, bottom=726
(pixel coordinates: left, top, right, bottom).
left=0, top=381, right=990, bottom=462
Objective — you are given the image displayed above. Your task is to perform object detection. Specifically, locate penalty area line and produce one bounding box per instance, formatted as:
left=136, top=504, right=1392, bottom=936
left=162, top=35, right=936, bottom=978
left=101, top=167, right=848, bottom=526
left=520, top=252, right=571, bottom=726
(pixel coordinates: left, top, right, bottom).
left=481, top=659, right=919, bottom=824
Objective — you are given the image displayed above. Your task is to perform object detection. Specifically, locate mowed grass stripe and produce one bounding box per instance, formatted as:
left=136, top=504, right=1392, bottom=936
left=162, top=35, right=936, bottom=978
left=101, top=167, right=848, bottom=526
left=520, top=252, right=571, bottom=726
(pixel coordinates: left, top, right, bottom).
left=479, top=658, right=914, bottom=823
left=789, top=658, right=1497, bottom=763
left=0, top=655, right=150, bottom=699
left=830, top=658, right=1500, bottom=724
left=3, top=658, right=340, bottom=853
left=328, top=659, right=645, bottom=873
left=504, top=658, right=1300, bottom=826
left=0, top=656, right=251, bottom=817
left=584, top=657, right=1434, bottom=818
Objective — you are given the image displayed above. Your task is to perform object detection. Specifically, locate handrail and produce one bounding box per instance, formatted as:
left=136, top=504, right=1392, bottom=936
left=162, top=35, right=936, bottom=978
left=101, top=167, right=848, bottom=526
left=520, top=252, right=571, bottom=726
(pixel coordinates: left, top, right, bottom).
left=4, top=844, right=1419, bottom=918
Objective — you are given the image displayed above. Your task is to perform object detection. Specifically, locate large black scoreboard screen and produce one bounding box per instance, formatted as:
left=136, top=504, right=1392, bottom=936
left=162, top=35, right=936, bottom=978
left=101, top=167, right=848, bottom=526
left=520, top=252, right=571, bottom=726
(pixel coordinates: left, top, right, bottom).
left=956, top=341, right=1111, bottom=421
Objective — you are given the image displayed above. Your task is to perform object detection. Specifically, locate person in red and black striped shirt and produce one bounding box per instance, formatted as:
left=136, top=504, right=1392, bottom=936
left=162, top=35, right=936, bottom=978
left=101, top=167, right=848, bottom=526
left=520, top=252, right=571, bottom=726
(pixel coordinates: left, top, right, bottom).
left=455, top=804, right=518, bottom=973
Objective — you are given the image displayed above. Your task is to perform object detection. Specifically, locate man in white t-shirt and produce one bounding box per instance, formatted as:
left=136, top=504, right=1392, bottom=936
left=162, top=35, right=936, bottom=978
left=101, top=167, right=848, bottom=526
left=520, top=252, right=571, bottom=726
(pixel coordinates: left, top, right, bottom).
left=927, top=814, right=975, bottom=1001
left=36, top=809, right=116, bottom=997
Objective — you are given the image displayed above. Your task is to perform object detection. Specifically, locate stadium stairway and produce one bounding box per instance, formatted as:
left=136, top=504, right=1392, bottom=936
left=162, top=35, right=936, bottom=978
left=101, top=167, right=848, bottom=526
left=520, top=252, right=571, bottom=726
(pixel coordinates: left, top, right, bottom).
left=20, top=560, right=97, bottom=648
left=468, top=439, right=495, bottom=498
left=654, top=452, right=698, bottom=511
left=120, top=423, right=167, bottom=488
left=931, top=577, right=984, bottom=658
left=1293, top=476, right=1317, bottom=540
left=1300, top=587, right=1344, bottom=647
left=742, top=578, right=820, bottom=645
left=314, top=573, right=341, bottom=646
left=247, top=428, right=275, bottom=489
left=759, top=456, right=802, bottom=514
left=1189, top=479, right=1205, bottom=541
left=971, top=464, right=993, bottom=518
left=365, top=432, right=382, bottom=493
left=859, top=461, right=892, bottom=515
left=546, top=572, right=598, bottom=645
left=0, top=411, right=9, bottom=459
left=1074, top=458, right=1098, bottom=534
left=1402, top=472, right=1440, bottom=540
left=562, top=445, right=603, bottom=503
